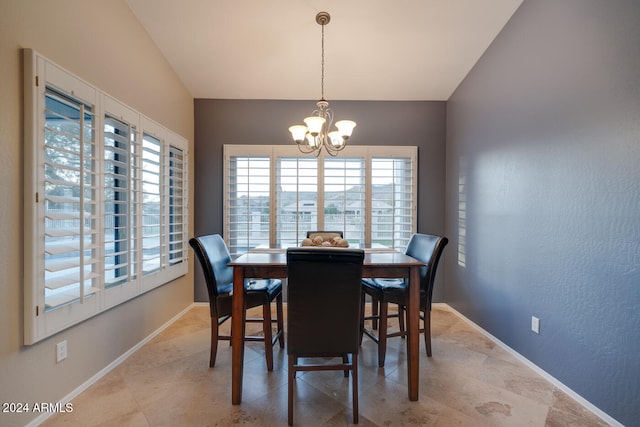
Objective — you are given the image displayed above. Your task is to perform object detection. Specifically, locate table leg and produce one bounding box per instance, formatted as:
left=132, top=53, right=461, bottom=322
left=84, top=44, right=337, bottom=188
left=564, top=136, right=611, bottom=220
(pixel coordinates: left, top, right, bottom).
left=231, top=266, right=246, bottom=404
left=407, top=265, right=420, bottom=400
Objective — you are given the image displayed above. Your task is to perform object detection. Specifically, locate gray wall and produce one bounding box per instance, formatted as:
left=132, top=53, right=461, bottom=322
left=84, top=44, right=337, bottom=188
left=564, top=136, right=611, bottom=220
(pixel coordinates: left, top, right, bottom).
left=194, top=99, right=446, bottom=301
left=445, top=0, right=640, bottom=424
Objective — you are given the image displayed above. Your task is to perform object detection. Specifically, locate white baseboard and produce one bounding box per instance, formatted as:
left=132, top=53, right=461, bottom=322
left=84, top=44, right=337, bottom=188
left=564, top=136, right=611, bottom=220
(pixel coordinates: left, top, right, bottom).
left=27, top=303, right=196, bottom=427
left=437, top=303, right=622, bottom=427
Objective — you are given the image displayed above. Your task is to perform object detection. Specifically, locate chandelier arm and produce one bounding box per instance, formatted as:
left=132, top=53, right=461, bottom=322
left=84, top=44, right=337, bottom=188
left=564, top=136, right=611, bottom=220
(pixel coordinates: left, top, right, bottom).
left=324, top=107, right=334, bottom=136
left=297, top=141, right=324, bottom=157
left=334, top=142, right=348, bottom=152
left=325, top=142, right=346, bottom=157
left=296, top=140, right=319, bottom=155
left=325, top=138, right=348, bottom=157
left=296, top=143, right=313, bottom=154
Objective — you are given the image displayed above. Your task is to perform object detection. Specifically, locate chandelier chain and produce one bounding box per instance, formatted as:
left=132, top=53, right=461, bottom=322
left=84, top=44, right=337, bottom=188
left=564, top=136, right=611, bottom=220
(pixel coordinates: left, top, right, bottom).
left=321, top=22, right=325, bottom=100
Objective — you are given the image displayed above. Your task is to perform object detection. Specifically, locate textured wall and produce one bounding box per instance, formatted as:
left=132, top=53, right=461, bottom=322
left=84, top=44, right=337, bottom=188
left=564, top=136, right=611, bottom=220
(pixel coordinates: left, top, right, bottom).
left=445, top=0, right=640, bottom=424
left=194, top=99, right=446, bottom=301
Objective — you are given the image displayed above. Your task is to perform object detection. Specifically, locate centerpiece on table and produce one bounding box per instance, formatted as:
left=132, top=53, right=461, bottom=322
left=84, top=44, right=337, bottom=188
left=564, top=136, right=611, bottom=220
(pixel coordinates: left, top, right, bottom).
left=301, top=235, right=349, bottom=247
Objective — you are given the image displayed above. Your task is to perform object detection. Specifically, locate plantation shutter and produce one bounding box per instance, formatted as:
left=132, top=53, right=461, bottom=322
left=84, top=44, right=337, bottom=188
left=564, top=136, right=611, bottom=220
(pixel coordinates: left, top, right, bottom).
left=276, top=157, right=318, bottom=247
left=141, top=133, right=162, bottom=275
left=168, top=145, right=187, bottom=265
left=103, top=115, right=134, bottom=288
left=371, top=157, right=415, bottom=251
left=225, top=156, right=271, bottom=256
left=43, top=87, right=100, bottom=310
left=24, top=50, right=189, bottom=344
left=323, top=157, right=366, bottom=246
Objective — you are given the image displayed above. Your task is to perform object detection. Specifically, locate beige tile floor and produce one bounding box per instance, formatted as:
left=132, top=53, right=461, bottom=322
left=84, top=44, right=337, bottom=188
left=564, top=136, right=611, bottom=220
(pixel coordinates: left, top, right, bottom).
left=42, top=305, right=609, bottom=426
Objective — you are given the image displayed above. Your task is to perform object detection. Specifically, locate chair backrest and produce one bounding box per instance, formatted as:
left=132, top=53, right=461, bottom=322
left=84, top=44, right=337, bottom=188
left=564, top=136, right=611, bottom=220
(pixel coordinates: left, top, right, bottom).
left=286, top=247, right=364, bottom=355
left=306, top=230, right=344, bottom=240
left=189, top=234, right=233, bottom=300
left=405, top=233, right=449, bottom=307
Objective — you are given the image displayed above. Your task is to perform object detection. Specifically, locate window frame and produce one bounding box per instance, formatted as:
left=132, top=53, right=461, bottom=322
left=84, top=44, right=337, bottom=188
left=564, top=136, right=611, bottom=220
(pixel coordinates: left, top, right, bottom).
left=223, top=144, right=417, bottom=256
left=23, top=49, right=189, bottom=345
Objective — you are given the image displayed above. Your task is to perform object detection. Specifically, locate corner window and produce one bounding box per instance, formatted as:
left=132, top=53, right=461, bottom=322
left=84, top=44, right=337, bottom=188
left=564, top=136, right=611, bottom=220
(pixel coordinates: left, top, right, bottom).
left=23, top=49, right=189, bottom=344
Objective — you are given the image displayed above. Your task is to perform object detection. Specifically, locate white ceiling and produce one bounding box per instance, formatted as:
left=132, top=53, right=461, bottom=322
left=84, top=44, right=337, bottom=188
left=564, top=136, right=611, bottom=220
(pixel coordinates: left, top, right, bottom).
left=126, top=0, right=523, bottom=101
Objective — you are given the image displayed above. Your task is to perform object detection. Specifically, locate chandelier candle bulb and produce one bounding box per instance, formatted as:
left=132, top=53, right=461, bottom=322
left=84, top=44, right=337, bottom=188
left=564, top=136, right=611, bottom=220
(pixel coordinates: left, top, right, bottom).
left=307, top=134, right=319, bottom=148
left=335, top=120, right=356, bottom=139
left=304, top=116, right=325, bottom=136
left=328, top=131, right=342, bottom=147
left=289, top=125, right=308, bottom=143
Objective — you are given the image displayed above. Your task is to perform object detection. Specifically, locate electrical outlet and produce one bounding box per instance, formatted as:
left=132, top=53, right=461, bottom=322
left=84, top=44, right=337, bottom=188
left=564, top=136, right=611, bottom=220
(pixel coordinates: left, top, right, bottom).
left=56, top=340, right=67, bottom=363
left=531, top=316, right=540, bottom=334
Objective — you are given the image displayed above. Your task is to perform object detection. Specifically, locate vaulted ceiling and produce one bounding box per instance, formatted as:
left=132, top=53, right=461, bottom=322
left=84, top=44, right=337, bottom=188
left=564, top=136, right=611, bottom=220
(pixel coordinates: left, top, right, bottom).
left=127, top=0, right=523, bottom=100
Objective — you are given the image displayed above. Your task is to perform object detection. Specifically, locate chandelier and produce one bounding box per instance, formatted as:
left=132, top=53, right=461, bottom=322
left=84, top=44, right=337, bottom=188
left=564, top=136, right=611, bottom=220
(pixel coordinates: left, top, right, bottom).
left=288, top=12, right=356, bottom=157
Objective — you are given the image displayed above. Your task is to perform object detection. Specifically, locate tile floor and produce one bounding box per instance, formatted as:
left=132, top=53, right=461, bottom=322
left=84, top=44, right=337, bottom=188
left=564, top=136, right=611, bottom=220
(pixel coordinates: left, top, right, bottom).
left=42, top=305, right=609, bottom=426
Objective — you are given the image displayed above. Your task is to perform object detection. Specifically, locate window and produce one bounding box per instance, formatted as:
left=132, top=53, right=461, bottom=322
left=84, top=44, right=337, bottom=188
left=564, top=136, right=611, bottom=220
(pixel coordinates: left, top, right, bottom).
left=141, top=133, right=162, bottom=276
left=224, top=145, right=416, bottom=256
left=323, top=157, right=366, bottom=246
left=104, top=114, right=135, bottom=290
left=225, top=155, right=271, bottom=255
left=276, top=157, right=318, bottom=246
left=168, top=145, right=187, bottom=266
left=371, top=157, right=415, bottom=247
left=23, top=50, right=189, bottom=344
left=41, top=87, right=99, bottom=314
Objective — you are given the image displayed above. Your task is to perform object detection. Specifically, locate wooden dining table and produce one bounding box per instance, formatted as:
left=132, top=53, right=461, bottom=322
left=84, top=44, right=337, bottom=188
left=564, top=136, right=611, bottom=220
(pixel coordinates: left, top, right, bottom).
left=228, top=247, right=426, bottom=405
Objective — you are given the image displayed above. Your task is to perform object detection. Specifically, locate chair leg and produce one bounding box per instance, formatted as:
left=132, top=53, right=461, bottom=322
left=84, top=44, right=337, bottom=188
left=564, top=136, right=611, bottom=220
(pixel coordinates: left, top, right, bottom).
left=371, top=296, right=379, bottom=330
left=398, top=305, right=406, bottom=337
left=342, top=354, right=349, bottom=377
left=210, top=316, right=219, bottom=368
left=352, top=353, right=359, bottom=424
left=263, top=301, right=274, bottom=371
left=424, top=309, right=432, bottom=357
left=378, top=302, right=388, bottom=368
left=276, top=294, right=285, bottom=348
left=359, top=291, right=366, bottom=345
left=288, top=354, right=295, bottom=426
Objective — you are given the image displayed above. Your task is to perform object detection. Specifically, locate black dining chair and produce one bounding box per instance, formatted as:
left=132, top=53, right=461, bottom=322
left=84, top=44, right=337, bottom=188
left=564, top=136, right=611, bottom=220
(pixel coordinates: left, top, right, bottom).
left=189, top=234, right=284, bottom=370
left=361, top=233, right=448, bottom=367
left=286, top=247, right=364, bottom=425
